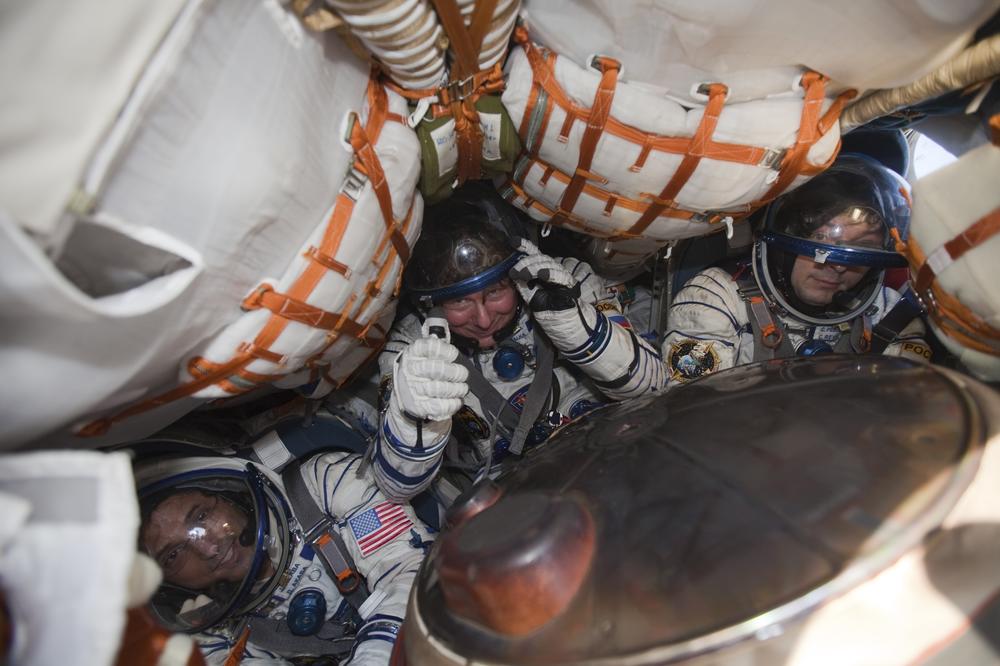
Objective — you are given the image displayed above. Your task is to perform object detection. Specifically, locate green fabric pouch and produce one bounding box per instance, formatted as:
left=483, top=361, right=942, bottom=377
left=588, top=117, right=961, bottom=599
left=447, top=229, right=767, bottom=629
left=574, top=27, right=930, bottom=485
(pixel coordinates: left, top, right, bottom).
left=413, top=93, right=522, bottom=204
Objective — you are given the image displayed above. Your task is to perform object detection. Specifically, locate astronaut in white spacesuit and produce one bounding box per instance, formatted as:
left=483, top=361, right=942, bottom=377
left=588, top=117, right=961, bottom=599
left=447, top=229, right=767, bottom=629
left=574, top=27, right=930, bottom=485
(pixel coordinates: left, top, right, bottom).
left=134, top=429, right=433, bottom=666
left=372, top=197, right=667, bottom=508
left=662, top=154, right=930, bottom=385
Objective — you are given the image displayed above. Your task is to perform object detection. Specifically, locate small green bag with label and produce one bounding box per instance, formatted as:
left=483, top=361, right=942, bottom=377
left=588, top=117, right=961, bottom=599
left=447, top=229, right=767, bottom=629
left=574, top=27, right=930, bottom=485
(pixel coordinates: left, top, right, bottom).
left=414, top=93, right=522, bottom=204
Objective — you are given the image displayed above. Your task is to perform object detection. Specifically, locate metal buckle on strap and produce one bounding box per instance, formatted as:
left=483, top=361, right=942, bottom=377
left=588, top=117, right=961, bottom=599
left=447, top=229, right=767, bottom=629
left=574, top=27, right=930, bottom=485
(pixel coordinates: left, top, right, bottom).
left=442, top=74, right=478, bottom=104
left=690, top=82, right=729, bottom=103
left=758, top=147, right=787, bottom=170
left=339, top=110, right=359, bottom=153
left=760, top=323, right=784, bottom=349
left=241, top=282, right=275, bottom=312
left=303, top=516, right=333, bottom=544
left=304, top=519, right=362, bottom=596
left=587, top=53, right=623, bottom=78
left=341, top=167, right=367, bottom=202
left=690, top=211, right=724, bottom=225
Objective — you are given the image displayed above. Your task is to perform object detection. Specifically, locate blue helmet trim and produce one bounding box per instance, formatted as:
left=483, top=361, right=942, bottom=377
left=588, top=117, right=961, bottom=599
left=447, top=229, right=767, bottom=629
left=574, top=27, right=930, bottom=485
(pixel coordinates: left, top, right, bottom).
left=227, top=463, right=274, bottom=618
left=139, top=463, right=287, bottom=632
left=762, top=231, right=907, bottom=269
left=410, top=252, right=522, bottom=305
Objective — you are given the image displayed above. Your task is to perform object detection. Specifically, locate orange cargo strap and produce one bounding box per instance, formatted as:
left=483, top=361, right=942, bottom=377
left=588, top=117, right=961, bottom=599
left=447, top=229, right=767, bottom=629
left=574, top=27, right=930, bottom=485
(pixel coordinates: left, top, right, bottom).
left=498, top=174, right=740, bottom=238
left=750, top=74, right=857, bottom=208
left=242, top=284, right=366, bottom=337
left=431, top=0, right=491, bottom=77
left=912, top=208, right=1000, bottom=295
left=892, top=209, right=1000, bottom=356
left=509, top=31, right=855, bottom=235
left=428, top=0, right=501, bottom=184
left=514, top=29, right=776, bottom=168
left=348, top=117, right=410, bottom=263
left=550, top=55, right=621, bottom=228
left=304, top=204, right=417, bottom=370
left=223, top=625, right=251, bottom=666
left=621, top=83, right=727, bottom=238
left=384, top=63, right=505, bottom=111
left=78, top=75, right=407, bottom=438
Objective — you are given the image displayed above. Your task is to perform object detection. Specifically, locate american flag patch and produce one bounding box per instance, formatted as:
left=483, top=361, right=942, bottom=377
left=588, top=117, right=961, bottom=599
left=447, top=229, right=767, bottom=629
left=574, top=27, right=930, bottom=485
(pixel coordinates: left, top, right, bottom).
left=348, top=501, right=413, bottom=557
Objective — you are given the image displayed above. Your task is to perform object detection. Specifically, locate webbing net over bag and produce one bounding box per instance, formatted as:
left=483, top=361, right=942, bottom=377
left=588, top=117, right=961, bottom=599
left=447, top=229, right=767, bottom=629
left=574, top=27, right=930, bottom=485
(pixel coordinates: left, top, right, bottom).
left=80, top=75, right=423, bottom=436
left=1, top=1, right=392, bottom=448
left=499, top=30, right=853, bottom=243
left=897, top=117, right=1000, bottom=380
left=183, top=78, right=423, bottom=398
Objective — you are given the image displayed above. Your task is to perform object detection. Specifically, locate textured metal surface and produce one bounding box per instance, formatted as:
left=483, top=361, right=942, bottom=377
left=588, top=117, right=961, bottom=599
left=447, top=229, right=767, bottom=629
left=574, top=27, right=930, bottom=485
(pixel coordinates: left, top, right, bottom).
left=412, top=355, right=981, bottom=664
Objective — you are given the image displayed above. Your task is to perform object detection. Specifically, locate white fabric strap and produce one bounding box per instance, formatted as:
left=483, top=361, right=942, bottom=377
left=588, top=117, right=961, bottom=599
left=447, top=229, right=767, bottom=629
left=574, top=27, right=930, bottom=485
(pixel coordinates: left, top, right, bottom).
left=358, top=589, right=389, bottom=620
left=926, top=244, right=955, bottom=276
left=251, top=430, right=294, bottom=471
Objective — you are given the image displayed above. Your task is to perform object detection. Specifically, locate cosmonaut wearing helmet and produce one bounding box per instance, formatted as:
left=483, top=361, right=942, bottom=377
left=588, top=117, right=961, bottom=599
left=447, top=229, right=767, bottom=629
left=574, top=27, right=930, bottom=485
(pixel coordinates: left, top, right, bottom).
left=662, top=153, right=930, bottom=384
left=133, top=441, right=433, bottom=665
left=372, top=193, right=667, bottom=509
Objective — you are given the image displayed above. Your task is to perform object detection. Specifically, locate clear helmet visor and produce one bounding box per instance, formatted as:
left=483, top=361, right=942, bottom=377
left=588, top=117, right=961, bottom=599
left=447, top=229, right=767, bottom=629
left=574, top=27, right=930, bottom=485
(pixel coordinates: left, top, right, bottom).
left=767, top=200, right=905, bottom=267
left=139, top=467, right=291, bottom=633
left=801, top=206, right=887, bottom=249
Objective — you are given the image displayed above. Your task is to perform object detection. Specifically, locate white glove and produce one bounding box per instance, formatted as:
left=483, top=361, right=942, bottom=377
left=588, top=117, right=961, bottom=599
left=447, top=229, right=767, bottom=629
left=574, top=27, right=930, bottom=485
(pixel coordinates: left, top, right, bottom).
left=390, top=337, right=469, bottom=422
left=510, top=239, right=577, bottom=306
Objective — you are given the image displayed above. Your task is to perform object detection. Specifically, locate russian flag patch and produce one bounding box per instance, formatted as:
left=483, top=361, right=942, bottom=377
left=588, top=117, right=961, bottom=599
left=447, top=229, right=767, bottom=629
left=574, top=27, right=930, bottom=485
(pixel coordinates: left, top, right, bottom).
left=349, top=501, right=413, bottom=557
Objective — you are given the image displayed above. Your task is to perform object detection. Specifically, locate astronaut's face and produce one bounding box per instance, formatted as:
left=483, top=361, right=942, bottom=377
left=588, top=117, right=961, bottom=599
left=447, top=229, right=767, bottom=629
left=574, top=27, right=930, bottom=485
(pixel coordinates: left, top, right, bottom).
left=441, top=279, right=518, bottom=348
left=142, top=490, right=254, bottom=590
left=790, top=257, right=869, bottom=306
left=789, top=213, right=883, bottom=306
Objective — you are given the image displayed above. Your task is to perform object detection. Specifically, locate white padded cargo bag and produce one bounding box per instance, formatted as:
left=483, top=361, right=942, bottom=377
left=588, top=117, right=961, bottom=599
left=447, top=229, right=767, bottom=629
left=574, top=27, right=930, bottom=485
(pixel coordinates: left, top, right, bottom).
left=903, top=130, right=1000, bottom=380
left=0, top=0, right=421, bottom=449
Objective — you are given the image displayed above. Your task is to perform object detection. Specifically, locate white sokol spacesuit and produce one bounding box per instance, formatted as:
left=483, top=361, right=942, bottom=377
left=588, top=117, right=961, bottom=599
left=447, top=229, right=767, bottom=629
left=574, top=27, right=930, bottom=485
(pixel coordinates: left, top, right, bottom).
left=371, top=198, right=666, bottom=507
left=134, top=441, right=432, bottom=666
left=664, top=267, right=927, bottom=383
left=663, top=154, right=930, bottom=385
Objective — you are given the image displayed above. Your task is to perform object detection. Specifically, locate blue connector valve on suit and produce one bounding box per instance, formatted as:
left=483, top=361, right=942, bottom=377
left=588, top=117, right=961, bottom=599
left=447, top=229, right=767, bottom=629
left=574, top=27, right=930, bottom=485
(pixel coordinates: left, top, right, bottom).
left=287, top=588, right=327, bottom=636
left=797, top=340, right=834, bottom=357
left=492, top=346, right=525, bottom=381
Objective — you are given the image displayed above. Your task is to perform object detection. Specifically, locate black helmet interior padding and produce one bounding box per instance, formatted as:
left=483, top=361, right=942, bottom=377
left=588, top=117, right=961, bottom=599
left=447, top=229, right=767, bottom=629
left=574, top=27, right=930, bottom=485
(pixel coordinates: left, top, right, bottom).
left=771, top=172, right=889, bottom=244
left=405, top=196, right=519, bottom=306
left=452, top=180, right=535, bottom=242
left=840, top=128, right=910, bottom=177
left=768, top=153, right=910, bottom=244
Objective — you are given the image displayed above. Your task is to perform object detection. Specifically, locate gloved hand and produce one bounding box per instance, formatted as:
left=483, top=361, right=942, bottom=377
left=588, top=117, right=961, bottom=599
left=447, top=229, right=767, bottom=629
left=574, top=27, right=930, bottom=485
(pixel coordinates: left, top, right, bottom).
left=509, top=239, right=580, bottom=311
left=390, top=337, right=469, bottom=422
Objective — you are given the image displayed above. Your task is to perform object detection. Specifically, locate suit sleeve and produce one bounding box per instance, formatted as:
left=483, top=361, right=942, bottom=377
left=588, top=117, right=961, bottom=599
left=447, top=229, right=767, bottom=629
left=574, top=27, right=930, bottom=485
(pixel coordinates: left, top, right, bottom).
left=661, top=267, right=746, bottom=385
left=195, top=629, right=290, bottom=665
left=302, top=452, right=433, bottom=666
left=531, top=257, right=668, bottom=400
left=372, top=319, right=452, bottom=502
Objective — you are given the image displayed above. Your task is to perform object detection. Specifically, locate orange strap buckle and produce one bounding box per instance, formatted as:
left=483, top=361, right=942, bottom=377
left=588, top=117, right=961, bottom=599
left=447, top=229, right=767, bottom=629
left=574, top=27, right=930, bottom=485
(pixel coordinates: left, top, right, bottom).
left=760, top=322, right=783, bottom=349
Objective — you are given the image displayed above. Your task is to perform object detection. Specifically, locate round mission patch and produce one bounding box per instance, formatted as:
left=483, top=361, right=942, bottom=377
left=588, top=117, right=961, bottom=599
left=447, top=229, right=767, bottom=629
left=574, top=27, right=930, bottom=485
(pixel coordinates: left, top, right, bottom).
left=668, top=340, right=720, bottom=381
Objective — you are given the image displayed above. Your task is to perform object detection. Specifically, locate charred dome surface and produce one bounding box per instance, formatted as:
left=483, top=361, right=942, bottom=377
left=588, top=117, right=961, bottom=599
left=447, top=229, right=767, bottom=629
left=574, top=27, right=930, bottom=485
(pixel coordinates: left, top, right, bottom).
left=414, top=356, right=978, bottom=664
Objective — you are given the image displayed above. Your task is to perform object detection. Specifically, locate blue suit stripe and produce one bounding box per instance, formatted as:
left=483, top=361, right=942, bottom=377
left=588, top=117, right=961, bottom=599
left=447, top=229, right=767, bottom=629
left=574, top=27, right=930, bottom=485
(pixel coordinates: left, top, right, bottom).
left=380, top=421, right=446, bottom=460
